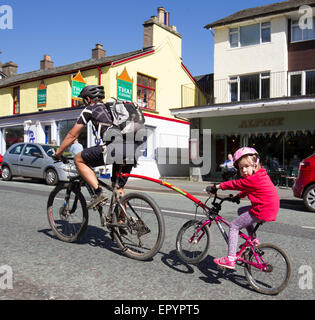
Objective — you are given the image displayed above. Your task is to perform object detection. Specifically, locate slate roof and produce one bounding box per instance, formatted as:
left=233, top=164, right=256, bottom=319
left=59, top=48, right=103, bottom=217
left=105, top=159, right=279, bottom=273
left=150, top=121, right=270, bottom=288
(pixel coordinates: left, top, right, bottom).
left=205, top=0, right=315, bottom=29
left=0, top=47, right=153, bottom=88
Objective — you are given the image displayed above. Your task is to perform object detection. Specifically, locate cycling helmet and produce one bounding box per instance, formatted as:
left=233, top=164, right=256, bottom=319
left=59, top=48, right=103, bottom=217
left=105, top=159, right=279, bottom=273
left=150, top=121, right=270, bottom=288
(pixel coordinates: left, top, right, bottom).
left=233, top=147, right=259, bottom=166
left=78, top=85, right=105, bottom=101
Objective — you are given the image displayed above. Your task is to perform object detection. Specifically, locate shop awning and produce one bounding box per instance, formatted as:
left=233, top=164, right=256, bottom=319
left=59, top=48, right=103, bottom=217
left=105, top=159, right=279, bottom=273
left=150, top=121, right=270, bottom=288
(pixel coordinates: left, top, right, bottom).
left=170, top=96, right=315, bottom=119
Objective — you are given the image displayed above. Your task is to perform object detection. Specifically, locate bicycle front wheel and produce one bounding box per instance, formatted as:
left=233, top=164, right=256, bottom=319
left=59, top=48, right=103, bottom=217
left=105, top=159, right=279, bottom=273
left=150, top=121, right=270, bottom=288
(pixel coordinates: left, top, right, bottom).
left=112, top=192, right=165, bottom=261
left=244, top=243, right=291, bottom=295
left=176, top=220, right=210, bottom=264
left=47, top=183, right=89, bottom=242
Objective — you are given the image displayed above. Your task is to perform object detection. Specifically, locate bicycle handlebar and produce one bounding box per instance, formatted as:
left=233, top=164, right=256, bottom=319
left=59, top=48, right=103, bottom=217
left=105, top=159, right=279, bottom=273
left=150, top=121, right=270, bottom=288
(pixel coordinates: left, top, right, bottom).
left=52, top=154, right=69, bottom=164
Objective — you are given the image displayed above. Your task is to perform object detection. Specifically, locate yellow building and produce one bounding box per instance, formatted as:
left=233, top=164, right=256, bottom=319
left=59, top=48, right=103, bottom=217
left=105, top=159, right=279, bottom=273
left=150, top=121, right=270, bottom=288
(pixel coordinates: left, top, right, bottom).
left=0, top=7, right=205, bottom=178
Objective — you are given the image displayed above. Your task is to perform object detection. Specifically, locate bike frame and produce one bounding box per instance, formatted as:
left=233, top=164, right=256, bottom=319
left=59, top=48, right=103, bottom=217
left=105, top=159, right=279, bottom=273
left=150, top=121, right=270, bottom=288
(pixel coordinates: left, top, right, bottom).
left=119, top=173, right=268, bottom=270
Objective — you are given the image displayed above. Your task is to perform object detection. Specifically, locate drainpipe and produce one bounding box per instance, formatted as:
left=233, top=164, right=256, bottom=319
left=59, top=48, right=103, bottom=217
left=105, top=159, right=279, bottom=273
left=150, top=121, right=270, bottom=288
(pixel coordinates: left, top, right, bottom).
left=97, top=66, right=101, bottom=85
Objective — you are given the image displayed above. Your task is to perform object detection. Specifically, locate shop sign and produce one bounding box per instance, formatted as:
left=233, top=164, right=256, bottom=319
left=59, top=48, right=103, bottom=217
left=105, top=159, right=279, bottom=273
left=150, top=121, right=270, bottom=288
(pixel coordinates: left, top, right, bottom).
left=117, top=67, right=133, bottom=102
left=239, top=117, right=284, bottom=129
left=72, top=71, right=86, bottom=100
left=37, top=82, right=47, bottom=107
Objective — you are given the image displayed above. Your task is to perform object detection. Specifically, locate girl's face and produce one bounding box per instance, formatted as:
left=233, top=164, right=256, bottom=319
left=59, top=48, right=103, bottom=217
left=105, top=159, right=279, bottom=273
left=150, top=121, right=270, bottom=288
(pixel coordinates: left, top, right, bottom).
left=238, top=158, right=255, bottom=177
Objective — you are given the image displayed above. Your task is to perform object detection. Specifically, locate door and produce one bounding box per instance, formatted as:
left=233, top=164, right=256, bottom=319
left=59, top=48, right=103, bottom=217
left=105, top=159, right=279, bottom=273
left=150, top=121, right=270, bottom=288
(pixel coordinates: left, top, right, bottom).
left=19, top=144, right=45, bottom=178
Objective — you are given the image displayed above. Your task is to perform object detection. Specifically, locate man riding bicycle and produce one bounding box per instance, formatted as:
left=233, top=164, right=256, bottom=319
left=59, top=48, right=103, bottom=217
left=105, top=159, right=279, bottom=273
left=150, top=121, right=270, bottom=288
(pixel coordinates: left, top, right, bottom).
left=55, top=85, right=143, bottom=210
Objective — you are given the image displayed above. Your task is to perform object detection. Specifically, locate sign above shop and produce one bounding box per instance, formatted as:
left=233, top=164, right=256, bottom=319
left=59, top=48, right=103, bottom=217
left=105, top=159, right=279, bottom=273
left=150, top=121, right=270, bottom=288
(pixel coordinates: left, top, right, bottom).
left=37, top=82, right=47, bottom=108
left=72, top=71, right=86, bottom=101
left=239, top=117, right=284, bottom=129
left=117, top=67, right=133, bottom=102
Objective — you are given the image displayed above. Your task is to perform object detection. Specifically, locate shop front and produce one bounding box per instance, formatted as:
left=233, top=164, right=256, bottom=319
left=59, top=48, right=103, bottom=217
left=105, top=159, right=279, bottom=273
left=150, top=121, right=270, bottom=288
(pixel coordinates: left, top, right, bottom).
left=204, top=108, right=315, bottom=179
left=171, top=96, right=315, bottom=181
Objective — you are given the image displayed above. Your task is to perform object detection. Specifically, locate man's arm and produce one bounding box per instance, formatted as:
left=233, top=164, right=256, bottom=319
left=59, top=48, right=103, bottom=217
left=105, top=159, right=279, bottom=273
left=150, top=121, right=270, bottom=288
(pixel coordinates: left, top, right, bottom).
left=56, top=123, right=84, bottom=156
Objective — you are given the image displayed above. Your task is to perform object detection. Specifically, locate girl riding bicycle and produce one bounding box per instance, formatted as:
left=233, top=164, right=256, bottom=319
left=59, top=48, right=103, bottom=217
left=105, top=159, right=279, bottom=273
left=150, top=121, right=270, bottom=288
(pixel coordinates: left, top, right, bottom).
left=208, top=147, right=280, bottom=269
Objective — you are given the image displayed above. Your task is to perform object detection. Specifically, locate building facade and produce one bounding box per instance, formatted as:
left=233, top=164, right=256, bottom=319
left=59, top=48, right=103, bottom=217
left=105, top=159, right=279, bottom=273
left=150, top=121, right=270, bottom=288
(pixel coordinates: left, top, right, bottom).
left=171, top=0, right=315, bottom=179
left=0, top=7, right=206, bottom=179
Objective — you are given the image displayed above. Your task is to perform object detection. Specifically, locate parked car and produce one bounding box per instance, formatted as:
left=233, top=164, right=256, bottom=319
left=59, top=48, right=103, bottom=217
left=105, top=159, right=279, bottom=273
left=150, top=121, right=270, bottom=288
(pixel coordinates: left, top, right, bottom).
left=1, top=142, right=77, bottom=185
left=0, top=153, right=3, bottom=177
left=293, top=154, right=315, bottom=212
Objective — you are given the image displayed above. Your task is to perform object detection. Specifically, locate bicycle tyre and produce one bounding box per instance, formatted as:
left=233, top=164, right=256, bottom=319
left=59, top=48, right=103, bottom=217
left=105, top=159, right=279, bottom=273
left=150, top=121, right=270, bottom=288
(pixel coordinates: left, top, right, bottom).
left=244, top=243, right=291, bottom=295
left=47, top=183, right=89, bottom=242
left=176, top=220, right=210, bottom=264
left=112, top=192, right=165, bottom=261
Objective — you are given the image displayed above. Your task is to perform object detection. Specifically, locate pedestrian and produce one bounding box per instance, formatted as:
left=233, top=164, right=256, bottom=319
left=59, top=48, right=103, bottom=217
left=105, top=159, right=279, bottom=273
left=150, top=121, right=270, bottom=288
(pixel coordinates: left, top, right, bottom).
left=207, top=147, right=280, bottom=269
left=220, top=153, right=237, bottom=181
left=70, top=138, right=83, bottom=155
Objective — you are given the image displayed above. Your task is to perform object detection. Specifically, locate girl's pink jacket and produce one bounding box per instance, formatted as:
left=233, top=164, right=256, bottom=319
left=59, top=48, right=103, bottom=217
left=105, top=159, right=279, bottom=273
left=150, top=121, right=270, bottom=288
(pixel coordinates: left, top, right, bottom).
left=219, top=167, right=279, bottom=221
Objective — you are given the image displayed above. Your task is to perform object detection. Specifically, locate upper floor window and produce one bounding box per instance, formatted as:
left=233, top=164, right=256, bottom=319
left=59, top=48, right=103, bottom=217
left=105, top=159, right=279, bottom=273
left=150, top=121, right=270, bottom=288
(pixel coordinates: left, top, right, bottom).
left=13, top=86, right=20, bottom=114
left=229, top=72, right=270, bottom=102
left=137, top=73, right=156, bottom=111
left=291, top=19, right=315, bottom=42
left=289, top=70, right=315, bottom=96
left=229, top=22, right=271, bottom=48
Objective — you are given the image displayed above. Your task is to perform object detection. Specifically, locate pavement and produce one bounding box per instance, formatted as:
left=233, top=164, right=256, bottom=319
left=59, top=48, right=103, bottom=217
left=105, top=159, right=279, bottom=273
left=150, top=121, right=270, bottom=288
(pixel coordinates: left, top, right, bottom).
left=122, top=176, right=296, bottom=200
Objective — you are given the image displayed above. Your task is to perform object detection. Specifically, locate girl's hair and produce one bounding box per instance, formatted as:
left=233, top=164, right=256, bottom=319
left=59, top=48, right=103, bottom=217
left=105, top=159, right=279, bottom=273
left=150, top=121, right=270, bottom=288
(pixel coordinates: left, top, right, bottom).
left=237, top=154, right=261, bottom=175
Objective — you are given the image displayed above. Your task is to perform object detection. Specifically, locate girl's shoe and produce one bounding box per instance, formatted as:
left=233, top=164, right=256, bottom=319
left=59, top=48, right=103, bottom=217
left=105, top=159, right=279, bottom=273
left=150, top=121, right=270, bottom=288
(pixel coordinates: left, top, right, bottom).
left=213, top=256, right=236, bottom=269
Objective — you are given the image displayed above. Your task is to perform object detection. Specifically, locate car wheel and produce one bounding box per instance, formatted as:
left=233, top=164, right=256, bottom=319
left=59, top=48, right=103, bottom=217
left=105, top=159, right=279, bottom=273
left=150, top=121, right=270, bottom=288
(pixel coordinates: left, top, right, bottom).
left=303, top=185, right=315, bottom=212
left=45, top=168, right=59, bottom=185
left=1, top=166, right=12, bottom=181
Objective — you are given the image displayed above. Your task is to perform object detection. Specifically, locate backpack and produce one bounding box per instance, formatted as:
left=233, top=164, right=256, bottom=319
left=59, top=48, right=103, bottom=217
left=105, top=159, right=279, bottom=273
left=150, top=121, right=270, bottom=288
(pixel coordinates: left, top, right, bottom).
left=106, top=99, right=145, bottom=135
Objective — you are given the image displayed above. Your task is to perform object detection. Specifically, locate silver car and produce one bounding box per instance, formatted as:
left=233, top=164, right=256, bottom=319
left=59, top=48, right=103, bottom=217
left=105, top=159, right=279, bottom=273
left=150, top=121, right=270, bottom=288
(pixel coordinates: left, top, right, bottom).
left=1, top=142, right=78, bottom=185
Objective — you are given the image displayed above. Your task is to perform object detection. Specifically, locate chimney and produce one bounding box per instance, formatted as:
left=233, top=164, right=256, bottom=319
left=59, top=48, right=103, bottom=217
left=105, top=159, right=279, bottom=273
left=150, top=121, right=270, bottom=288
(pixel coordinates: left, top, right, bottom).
left=2, top=61, right=18, bottom=77
left=158, top=7, right=165, bottom=24
left=165, top=11, right=170, bottom=26
left=40, top=55, right=54, bottom=70
left=92, top=43, right=106, bottom=59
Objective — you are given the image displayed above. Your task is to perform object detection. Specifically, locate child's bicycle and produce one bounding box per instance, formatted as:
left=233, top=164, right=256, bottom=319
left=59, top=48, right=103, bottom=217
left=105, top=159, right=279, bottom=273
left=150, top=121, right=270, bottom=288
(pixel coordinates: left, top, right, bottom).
left=46, top=156, right=165, bottom=261
left=175, top=188, right=291, bottom=295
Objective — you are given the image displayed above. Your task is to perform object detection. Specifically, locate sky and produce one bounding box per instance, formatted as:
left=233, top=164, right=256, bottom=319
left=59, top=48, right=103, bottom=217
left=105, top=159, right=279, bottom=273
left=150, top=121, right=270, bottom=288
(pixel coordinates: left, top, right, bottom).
left=0, top=0, right=280, bottom=76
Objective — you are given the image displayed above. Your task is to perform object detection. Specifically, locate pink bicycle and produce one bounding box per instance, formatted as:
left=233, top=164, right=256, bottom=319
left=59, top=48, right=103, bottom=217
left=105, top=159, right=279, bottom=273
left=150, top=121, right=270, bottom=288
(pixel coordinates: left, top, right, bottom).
left=175, top=189, right=291, bottom=295
left=118, top=174, right=291, bottom=294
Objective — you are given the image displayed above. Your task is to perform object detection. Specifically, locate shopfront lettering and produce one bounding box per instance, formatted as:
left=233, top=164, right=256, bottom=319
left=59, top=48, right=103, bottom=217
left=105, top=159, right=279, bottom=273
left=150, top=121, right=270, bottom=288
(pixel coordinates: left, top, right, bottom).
left=238, top=117, right=284, bottom=129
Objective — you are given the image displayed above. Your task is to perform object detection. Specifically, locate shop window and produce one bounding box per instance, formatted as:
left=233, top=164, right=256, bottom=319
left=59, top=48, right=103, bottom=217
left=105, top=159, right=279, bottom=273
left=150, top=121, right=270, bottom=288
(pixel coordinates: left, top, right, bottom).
left=13, top=87, right=20, bottom=114
left=137, top=74, right=156, bottom=111
left=5, top=126, right=24, bottom=149
left=57, top=119, right=87, bottom=148
left=229, top=72, right=270, bottom=102
left=229, top=22, right=270, bottom=48
left=141, top=126, right=155, bottom=159
left=291, top=19, right=315, bottom=42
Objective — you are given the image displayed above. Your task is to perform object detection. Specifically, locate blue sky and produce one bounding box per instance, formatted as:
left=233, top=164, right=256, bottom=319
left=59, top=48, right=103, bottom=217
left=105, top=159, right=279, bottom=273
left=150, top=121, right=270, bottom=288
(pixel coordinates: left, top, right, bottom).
left=0, top=0, right=279, bottom=76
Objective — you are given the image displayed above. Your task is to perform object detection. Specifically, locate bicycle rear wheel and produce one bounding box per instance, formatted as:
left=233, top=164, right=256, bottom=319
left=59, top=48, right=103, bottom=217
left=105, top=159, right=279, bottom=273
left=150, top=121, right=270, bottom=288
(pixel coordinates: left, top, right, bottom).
left=112, top=192, right=165, bottom=261
left=244, top=243, right=291, bottom=295
left=47, top=183, right=88, bottom=242
left=176, top=220, right=210, bottom=264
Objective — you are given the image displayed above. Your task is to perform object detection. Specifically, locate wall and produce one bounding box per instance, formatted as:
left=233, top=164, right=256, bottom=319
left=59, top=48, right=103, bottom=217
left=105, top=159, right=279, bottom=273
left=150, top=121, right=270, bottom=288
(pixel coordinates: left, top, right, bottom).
left=213, top=16, right=289, bottom=103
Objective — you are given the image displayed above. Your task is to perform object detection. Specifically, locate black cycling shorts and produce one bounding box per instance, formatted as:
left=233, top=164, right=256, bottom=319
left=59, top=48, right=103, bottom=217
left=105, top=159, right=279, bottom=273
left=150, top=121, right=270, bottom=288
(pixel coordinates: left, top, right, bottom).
left=81, top=145, right=104, bottom=168
left=81, top=144, right=134, bottom=188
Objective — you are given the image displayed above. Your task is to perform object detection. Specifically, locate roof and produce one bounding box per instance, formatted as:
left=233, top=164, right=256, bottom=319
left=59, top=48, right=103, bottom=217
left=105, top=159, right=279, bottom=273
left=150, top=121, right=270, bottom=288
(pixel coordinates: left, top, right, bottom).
left=0, top=47, right=154, bottom=88
left=205, top=0, right=315, bottom=29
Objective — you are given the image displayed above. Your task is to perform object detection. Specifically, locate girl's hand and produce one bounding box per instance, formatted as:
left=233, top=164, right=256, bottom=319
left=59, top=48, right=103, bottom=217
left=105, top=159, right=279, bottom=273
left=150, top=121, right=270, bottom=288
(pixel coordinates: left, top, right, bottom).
left=206, top=184, right=218, bottom=194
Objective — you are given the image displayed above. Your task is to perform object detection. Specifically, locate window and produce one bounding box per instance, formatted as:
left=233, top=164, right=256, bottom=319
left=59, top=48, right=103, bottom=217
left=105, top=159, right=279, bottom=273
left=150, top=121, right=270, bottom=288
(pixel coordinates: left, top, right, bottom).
left=9, top=144, right=24, bottom=155
left=229, top=72, right=270, bottom=102
left=291, top=19, right=315, bottom=42
left=13, top=86, right=20, bottom=114
left=23, top=144, right=42, bottom=157
left=289, top=70, right=315, bottom=96
left=306, top=71, right=315, bottom=95
left=137, top=74, right=156, bottom=111
left=229, top=22, right=271, bottom=47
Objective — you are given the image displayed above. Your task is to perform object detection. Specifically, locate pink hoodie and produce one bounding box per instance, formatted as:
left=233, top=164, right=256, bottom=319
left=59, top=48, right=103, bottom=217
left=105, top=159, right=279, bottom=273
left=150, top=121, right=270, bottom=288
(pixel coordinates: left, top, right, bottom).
left=219, top=167, right=279, bottom=221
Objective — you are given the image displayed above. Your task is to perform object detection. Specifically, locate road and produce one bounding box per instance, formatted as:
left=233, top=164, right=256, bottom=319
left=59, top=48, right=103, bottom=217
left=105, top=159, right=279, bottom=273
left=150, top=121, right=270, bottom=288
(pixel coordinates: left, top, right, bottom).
left=0, top=178, right=314, bottom=305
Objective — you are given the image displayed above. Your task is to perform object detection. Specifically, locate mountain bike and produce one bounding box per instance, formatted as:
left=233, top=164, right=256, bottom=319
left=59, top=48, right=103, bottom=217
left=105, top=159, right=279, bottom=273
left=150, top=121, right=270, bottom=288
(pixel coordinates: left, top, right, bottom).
left=175, top=190, right=291, bottom=295
left=46, top=157, right=165, bottom=261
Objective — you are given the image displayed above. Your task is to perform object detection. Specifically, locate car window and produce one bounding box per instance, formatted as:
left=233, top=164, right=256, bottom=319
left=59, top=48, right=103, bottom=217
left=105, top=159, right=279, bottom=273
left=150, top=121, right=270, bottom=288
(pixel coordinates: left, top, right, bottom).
left=9, top=144, right=24, bottom=155
left=23, top=144, right=42, bottom=157
left=42, top=145, right=58, bottom=157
